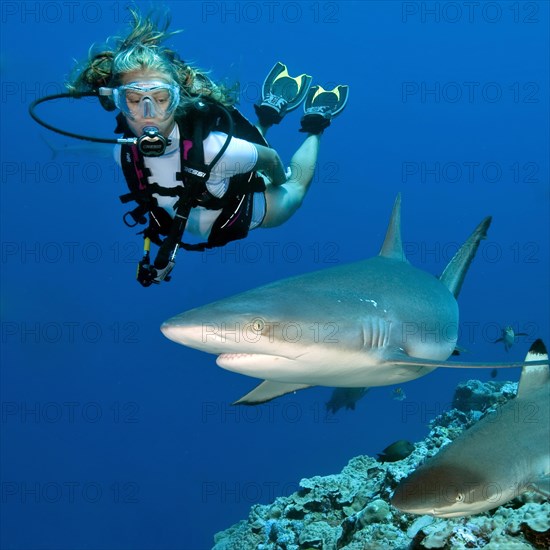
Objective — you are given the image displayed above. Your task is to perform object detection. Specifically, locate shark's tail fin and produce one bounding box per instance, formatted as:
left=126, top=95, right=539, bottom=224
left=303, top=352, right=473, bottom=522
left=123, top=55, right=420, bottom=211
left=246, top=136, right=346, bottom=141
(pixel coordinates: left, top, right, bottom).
left=439, top=216, right=492, bottom=298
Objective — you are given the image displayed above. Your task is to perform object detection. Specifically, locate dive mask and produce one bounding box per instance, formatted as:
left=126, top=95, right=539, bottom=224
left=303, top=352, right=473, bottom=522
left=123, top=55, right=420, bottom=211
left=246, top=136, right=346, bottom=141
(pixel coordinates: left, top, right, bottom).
left=100, top=81, right=180, bottom=121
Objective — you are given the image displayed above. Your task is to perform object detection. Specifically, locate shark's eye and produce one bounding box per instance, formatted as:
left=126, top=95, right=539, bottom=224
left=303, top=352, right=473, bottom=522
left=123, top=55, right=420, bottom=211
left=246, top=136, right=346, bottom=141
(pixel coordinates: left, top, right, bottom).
left=251, top=318, right=265, bottom=332
left=455, top=492, right=465, bottom=503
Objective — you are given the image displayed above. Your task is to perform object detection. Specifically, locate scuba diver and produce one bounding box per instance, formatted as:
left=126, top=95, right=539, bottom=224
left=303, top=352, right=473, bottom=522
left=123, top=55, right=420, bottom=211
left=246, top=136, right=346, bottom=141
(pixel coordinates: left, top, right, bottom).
left=62, top=10, right=349, bottom=286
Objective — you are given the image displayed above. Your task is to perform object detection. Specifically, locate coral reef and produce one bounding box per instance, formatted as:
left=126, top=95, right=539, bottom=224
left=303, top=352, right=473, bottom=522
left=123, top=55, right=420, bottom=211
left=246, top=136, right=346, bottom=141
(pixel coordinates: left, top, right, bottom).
left=213, top=380, right=549, bottom=549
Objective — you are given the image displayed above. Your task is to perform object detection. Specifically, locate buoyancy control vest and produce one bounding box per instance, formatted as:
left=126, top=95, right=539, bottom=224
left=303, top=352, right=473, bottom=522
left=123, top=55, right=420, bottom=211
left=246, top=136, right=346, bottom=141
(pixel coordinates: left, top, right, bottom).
left=116, top=100, right=268, bottom=257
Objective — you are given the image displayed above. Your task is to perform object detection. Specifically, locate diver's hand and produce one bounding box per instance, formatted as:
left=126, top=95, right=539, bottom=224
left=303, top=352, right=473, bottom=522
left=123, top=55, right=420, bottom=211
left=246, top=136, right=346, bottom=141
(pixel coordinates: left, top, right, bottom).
left=137, top=261, right=157, bottom=287
left=253, top=144, right=287, bottom=186
left=137, top=260, right=174, bottom=286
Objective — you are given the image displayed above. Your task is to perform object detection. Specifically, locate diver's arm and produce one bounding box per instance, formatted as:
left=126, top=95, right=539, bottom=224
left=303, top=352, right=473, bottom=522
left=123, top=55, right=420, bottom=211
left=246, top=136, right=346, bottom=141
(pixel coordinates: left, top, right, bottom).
left=253, top=144, right=287, bottom=186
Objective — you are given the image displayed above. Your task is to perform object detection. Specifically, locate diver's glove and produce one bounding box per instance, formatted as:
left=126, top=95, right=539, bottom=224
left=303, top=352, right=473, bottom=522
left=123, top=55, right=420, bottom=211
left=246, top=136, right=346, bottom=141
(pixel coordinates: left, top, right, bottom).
left=137, top=260, right=157, bottom=287
left=136, top=255, right=174, bottom=287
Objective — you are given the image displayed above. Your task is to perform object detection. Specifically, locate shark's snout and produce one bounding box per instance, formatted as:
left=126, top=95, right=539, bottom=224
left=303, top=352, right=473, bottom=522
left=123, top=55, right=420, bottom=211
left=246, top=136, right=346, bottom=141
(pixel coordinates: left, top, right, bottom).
left=160, top=312, right=249, bottom=353
left=160, top=320, right=184, bottom=344
left=160, top=313, right=204, bottom=346
left=390, top=478, right=425, bottom=515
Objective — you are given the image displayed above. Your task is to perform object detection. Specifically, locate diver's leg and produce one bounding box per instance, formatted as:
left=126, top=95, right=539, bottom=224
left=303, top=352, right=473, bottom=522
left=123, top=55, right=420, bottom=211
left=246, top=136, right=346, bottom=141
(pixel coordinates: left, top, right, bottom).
left=260, top=133, right=321, bottom=228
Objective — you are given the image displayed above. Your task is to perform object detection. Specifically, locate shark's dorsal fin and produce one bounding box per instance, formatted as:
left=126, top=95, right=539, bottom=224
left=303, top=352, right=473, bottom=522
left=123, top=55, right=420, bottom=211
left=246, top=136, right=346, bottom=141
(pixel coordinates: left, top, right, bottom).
left=379, top=194, right=407, bottom=262
left=439, top=216, right=492, bottom=298
left=517, top=339, right=549, bottom=399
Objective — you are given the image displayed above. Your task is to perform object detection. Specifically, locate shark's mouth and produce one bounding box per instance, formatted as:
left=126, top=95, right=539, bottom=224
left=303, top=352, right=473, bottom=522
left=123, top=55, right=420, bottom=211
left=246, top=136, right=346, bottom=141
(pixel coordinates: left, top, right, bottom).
left=217, top=352, right=256, bottom=363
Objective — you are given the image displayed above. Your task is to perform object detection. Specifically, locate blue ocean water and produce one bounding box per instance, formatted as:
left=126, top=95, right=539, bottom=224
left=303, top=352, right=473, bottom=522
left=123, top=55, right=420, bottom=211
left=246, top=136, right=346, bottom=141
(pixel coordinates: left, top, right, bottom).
left=1, top=1, right=548, bottom=549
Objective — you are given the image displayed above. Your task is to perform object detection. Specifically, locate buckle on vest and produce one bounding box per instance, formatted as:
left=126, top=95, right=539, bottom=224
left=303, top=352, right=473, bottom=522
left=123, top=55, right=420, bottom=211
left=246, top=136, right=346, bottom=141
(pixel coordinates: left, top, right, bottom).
left=123, top=207, right=147, bottom=227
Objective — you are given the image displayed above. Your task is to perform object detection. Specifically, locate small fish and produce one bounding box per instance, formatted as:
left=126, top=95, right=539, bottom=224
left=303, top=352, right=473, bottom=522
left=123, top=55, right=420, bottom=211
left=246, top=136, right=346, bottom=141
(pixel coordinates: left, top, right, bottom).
left=452, top=345, right=468, bottom=356
left=326, top=387, right=369, bottom=414
left=490, top=368, right=498, bottom=379
left=392, top=387, right=406, bottom=401
left=494, top=325, right=528, bottom=352
left=377, top=440, right=415, bottom=463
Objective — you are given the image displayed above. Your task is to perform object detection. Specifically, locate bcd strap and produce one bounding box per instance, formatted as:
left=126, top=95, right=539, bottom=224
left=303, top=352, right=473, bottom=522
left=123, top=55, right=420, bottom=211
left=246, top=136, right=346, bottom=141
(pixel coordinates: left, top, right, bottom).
left=174, top=101, right=234, bottom=197
left=116, top=114, right=157, bottom=227
left=116, top=101, right=264, bottom=265
left=149, top=101, right=236, bottom=267
left=180, top=173, right=266, bottom=252
left=223, top=107, right=268, bottom=146
left=154, top=203, right=191, bottom=270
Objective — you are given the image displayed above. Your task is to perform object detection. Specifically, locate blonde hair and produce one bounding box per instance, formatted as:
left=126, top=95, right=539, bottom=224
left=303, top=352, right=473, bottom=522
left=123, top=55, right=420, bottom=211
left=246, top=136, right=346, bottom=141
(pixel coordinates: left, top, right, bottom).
left=67, top=8, right=234, bottom=113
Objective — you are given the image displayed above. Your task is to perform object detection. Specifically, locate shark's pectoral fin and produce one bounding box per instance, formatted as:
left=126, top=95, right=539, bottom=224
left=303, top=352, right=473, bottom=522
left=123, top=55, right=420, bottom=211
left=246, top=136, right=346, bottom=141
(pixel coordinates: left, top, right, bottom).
left=233, top=380, right=313, bottom=406
left=452, top=345, right=468, bottom=356
left=527, top=475, right=550, bottom=499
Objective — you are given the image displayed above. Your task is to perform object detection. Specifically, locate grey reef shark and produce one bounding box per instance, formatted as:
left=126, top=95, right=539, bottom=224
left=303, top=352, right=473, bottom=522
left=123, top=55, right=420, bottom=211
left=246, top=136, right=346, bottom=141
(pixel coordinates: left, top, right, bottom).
left=161, top=194, right=547, bottom=405
left=392, top=339, right=549, bottom=517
